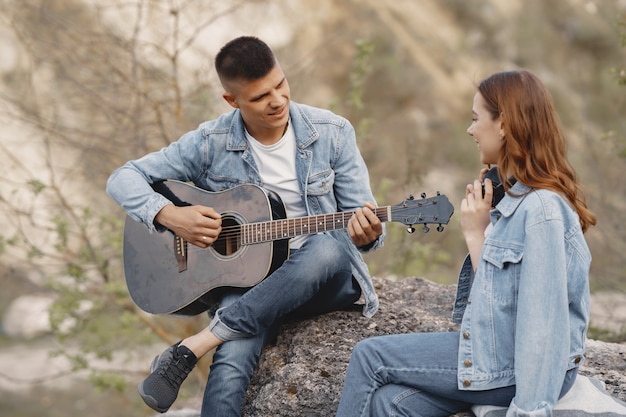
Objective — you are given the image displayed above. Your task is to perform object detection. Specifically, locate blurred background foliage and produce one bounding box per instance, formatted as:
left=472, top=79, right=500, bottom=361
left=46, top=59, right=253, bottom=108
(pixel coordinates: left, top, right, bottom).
left=0, top=0, right=625, bottom=415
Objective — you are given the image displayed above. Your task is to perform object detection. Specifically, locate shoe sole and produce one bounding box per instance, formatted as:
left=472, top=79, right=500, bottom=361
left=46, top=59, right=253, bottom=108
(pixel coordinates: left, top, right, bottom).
left=138, top=380, right=169, bottom=413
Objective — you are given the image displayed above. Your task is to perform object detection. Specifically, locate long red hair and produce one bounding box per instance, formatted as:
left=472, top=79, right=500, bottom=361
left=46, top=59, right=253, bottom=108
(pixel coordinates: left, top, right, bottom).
left=477, top=70, right=596, bottom=232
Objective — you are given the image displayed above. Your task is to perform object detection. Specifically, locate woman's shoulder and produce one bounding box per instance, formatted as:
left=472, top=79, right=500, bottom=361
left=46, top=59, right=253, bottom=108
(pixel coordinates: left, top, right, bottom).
left=517, top=188, right=579, bottom=226
left=524, top=188, right=570, bottom=208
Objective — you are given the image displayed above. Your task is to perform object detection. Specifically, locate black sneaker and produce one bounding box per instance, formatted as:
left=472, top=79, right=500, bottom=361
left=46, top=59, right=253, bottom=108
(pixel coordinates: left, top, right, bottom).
left=138, top=341, right=198, bottom=413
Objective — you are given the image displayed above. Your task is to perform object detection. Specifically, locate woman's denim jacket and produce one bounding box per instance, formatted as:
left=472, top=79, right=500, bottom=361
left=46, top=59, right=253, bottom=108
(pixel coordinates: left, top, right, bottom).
left=452, top=182, right=591, bottom=416
left=106, top=102, right=385, bottom=318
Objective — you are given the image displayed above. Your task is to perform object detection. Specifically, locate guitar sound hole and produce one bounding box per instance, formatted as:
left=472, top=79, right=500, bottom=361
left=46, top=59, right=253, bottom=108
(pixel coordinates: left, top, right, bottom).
left=213, top=215, right=241, bottom=256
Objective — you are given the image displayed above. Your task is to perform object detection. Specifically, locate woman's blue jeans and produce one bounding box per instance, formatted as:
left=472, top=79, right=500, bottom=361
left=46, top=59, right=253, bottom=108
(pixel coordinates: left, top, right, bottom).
left=201, top=233, right=360, bottom=417
left=335, top=332, right=577, bottom=417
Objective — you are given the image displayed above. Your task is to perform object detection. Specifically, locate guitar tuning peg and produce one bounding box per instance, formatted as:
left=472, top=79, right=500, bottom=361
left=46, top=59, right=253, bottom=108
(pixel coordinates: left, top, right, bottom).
left=406, top=225, right=415, bottom=233
left=436, top=191, right=441, bottom=196
left=422, top=225, right=430, bottom=233
left=437, top=224, right=444, bottom=232
left=421, top=192, right=426, bottom=199
left=406, top=194, right=414, bottom=201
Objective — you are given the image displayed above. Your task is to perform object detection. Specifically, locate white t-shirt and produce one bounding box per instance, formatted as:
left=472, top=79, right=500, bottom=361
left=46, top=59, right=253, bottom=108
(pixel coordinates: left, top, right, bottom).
left=245, top=123, right=309, bottom=249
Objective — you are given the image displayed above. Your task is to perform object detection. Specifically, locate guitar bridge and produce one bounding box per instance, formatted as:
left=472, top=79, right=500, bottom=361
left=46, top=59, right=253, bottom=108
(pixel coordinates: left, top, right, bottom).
left=174, top=235, right=188, bottom=272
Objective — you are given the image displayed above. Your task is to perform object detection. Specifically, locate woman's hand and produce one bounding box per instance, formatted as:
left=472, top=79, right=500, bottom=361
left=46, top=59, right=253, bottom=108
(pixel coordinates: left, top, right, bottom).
left=460, top=168, right=493, bottom=270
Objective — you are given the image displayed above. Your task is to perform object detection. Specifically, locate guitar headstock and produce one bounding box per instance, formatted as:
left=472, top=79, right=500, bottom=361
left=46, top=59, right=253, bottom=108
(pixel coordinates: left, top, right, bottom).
left=389, top=192, right=454, bottom=233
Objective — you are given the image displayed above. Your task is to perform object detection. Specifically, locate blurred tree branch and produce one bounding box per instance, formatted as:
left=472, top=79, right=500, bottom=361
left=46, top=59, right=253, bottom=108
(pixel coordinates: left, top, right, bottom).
left=0, top=0, right=246, bottom=394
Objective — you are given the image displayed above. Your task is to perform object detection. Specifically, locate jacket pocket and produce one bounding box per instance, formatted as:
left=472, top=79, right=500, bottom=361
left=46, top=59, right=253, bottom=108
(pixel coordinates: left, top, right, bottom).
left=306, top=169, right=335, bottom=196
left=481, top=242, right=523, bottom=304
left=482, top=242, right=523, bottom=269
left=203, top=171, right=246, bottom=192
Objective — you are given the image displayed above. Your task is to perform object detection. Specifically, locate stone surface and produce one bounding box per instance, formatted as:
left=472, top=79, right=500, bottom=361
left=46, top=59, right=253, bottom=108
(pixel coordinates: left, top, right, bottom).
left=241, top=277, right=626, bottom=417
left=161, top=277, right=626, bottom=417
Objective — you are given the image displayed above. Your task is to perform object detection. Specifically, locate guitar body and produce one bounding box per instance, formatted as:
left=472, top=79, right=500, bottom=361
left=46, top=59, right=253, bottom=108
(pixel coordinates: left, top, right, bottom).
left=123, top=180, right=289, bottom=316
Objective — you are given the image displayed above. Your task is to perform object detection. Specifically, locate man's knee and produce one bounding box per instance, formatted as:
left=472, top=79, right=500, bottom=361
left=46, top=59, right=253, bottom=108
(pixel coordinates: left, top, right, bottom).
left=212, top=335, right=265, bottom=371
left=304, top=234, right=350, bottom=266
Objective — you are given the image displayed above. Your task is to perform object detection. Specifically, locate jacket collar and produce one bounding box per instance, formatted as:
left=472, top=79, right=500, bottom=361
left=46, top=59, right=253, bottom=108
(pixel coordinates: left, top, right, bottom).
left=493, top=181, right=533, bottom=218
left=226, top=102, right=319, bottom=151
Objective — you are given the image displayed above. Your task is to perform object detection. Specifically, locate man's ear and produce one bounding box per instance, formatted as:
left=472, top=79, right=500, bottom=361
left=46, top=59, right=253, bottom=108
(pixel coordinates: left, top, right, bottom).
left=223, top=93, right=238, bottom=108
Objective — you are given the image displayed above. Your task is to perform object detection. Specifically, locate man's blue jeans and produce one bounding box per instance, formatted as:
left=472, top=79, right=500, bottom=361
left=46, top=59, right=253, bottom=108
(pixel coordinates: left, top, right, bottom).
left=201, top=233, right=360, bottom=417
left=335, top=332, right=577, bottom=417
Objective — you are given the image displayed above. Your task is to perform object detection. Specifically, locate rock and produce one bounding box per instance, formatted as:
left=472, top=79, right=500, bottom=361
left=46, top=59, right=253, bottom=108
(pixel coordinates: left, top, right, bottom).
left=241, top=277, right=626, bottom=417
left=159, top=277, right=626, bottom=417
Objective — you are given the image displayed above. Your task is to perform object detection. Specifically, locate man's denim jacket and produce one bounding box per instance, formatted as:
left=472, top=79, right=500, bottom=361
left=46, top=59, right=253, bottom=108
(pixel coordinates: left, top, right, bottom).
left=106, top=102, right=385, bottom=318
left=452, top=182, right=591, bottom=416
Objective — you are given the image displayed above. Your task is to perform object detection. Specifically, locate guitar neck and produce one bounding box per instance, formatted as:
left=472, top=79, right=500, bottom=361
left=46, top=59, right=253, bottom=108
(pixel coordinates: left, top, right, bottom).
left=241, top=207, right=392, bottom=245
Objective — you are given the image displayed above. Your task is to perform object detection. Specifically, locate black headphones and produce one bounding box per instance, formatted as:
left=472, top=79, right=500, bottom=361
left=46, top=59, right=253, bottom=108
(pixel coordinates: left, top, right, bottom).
left=482, top=166, right=517, bottom=207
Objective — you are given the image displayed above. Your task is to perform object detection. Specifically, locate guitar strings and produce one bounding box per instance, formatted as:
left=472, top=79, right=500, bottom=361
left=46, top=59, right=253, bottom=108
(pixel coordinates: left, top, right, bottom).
left=202, top=202, right=441, bottom=240
left=177, top=202, right=443, bottom=255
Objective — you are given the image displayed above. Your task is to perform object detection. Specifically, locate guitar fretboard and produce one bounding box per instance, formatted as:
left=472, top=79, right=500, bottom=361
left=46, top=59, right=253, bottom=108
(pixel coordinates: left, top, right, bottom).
left=241, top=207, right=392, bottom=245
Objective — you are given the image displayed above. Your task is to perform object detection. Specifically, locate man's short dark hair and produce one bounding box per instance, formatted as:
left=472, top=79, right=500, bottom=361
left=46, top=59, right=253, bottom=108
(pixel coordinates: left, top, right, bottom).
left=215, top=36, right=276, bottom=82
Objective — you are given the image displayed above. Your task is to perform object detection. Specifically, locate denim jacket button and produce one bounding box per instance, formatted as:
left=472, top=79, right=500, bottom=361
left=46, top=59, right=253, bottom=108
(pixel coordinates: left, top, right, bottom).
left=463, top=332, right=470, bottom=339
left=463, top=380, right=471, bottom=387
left=574, top=356, right=581, bottom=364
left=464, top=359, right=472, bottom=367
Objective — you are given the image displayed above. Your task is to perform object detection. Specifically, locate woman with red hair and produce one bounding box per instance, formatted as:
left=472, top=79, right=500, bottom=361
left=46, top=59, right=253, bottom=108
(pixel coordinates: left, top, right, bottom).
left=336, top=70, right=597, bottom=416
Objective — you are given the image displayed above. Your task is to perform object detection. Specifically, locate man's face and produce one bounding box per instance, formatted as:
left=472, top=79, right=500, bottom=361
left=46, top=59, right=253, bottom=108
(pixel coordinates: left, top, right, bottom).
left=222, top=63, right=291, bottom=144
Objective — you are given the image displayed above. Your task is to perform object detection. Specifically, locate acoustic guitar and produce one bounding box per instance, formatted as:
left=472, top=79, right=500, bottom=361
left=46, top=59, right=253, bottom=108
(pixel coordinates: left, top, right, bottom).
left=123, top=180, right=454, bottom=315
